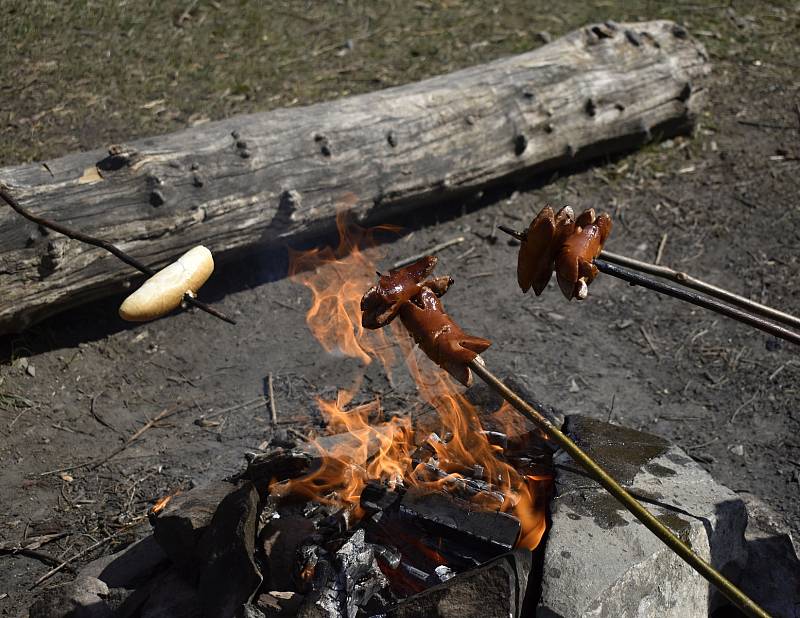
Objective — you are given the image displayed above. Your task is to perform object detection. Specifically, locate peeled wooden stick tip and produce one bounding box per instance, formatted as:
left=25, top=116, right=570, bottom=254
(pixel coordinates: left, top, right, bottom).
left=119, top=246, right=215, bottom=322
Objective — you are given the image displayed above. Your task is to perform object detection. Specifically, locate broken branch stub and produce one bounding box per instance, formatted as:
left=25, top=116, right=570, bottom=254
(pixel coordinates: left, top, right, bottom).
left=0, top=20, right=709, bottom=333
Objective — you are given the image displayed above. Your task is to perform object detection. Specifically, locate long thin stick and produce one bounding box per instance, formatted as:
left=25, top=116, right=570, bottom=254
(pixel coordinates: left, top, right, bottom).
left=267, top=372, right=278, bottom=425
left=0, top=185, right=236, bottom=325
left=600, top=250, right=800, bottom=332
left=596, top=259, right=800, bottom=346
left=497, top=224, right=800, bottom=345
left=30, top=519, right=145, bottom=589
left=467, top=358, right=770, bottom=618
left=393, top=236, right=465, bottom=269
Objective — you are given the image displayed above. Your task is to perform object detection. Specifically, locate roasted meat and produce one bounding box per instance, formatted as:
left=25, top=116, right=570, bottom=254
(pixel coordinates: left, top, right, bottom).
left=399, top=286, right=491, bottom=386
left=361, top=256, right=453, bottom=329
left=516, top=205, right=612, bottom=300
left=517, top=205, right=575, bottom=295
left=554, top=209, right=612, bottom=300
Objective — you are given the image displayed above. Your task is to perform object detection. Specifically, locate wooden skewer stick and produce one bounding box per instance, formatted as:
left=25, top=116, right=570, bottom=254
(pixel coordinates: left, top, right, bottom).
left=600, top=249, right=800, bottom=332
left=497, top=225, right=800, bottom=346
left=467, top=357, right=770, bottom=618
left=0, top=185, right=236, bottom=325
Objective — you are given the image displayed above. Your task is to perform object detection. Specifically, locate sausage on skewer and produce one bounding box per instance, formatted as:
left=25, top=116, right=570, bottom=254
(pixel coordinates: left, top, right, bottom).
left=360, top=257, right=490, bottom=386
left=516, top=205, right=613, bottom=300
left=555, top=208, right=612, bottom=300
left=517, top=205, right=575, bottom=295
left=399, top=286, right=491, bottom=386
left=361, top=256, right=453, bottom=329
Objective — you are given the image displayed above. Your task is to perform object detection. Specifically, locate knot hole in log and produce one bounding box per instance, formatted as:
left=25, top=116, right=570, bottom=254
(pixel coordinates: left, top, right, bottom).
left=314, top=133, right=332, bottom=157
left=514, top=134, right=528, bottom=156
left=231, top=130, right=251, bottom=159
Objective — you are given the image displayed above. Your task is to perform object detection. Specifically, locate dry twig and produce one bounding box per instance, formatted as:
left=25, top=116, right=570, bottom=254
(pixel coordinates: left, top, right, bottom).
left=392, top=237, right=465, bottom=269
left=267, top=373, right=278, bottom=425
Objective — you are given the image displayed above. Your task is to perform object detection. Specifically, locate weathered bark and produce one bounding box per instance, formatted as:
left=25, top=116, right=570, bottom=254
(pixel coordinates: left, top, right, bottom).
left=0, top=20, right=709, bottom=334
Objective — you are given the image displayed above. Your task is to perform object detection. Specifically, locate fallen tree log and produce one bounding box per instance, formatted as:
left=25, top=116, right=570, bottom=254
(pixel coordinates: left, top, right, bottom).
left=0, top=20, right=709, bottom=334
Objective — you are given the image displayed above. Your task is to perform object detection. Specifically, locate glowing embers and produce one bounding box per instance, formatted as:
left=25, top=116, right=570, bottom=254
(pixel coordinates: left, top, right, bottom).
left=517, top=205, right=613, bottom=300
left=259, top=397, right=553, bottom=609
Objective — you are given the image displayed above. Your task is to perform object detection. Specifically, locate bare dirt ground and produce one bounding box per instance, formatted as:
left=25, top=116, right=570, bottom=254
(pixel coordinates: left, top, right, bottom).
left=1, top=1, right=799, bottom=615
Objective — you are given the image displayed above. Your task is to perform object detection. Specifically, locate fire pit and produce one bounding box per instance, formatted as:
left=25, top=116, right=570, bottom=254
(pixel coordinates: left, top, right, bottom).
left=30, top=398, right=798, bottom=618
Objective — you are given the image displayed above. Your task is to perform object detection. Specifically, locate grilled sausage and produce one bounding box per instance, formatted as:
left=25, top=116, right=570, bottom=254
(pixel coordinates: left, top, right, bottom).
left=399, top=286, right=491, bottom=386
left=361, top=256, right=452, bottom=329
left=555, top=210, right=612, bottom=300
left=517, top=206, right=574, bottom=295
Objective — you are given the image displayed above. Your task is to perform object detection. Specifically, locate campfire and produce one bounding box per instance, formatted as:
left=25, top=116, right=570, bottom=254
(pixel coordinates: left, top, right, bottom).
left=18, top=201, right=785, bottom=618
left=249, top=211, right=553, bottom=613
left=6, top=15, right=798, bottom=617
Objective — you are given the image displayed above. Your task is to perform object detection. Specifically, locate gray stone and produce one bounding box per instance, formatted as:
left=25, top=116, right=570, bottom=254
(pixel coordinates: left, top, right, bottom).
left=150, top=480, right=239, bottom=575
left=140, top=568, right=201, bottom=618
left=733, top=493, right=800, bottom=618
left=537, top=415, right=748, bottom=618
left=29, top=576, right=111, bottom=618
left=78, top=534, right=167, bottom=588
left=196, top=480, right=263, bottom=618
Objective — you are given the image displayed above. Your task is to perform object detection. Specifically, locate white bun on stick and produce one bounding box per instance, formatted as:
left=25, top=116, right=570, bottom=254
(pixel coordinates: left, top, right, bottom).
left=119, top=246, right=214, bottom=322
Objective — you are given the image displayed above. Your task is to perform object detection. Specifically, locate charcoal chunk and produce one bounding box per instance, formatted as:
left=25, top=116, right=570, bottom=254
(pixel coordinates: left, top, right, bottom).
left=238, top=448, right=314, bottom=491
left=196, top=481, right=263, bottom=618
left=297, top=530, right=394, bottom=618
left=336, top=529, right=393, bottom=617
left=400, top=488, right=520, bottom=551
left=386, top=550, right=533, bottom=618
left=360, top=481, right=402, bottom=514
left=261, top=514, right=316, bottom=590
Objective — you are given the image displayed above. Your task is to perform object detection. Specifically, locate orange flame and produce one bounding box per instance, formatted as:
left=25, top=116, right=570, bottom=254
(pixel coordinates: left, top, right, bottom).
left=149, top=491, right=179, bottom=516
left=282, top=205, right=549, bottom=551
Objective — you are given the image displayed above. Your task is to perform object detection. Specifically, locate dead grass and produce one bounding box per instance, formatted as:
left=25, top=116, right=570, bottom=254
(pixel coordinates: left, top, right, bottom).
left=0, top=1, right=793, bottom=165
